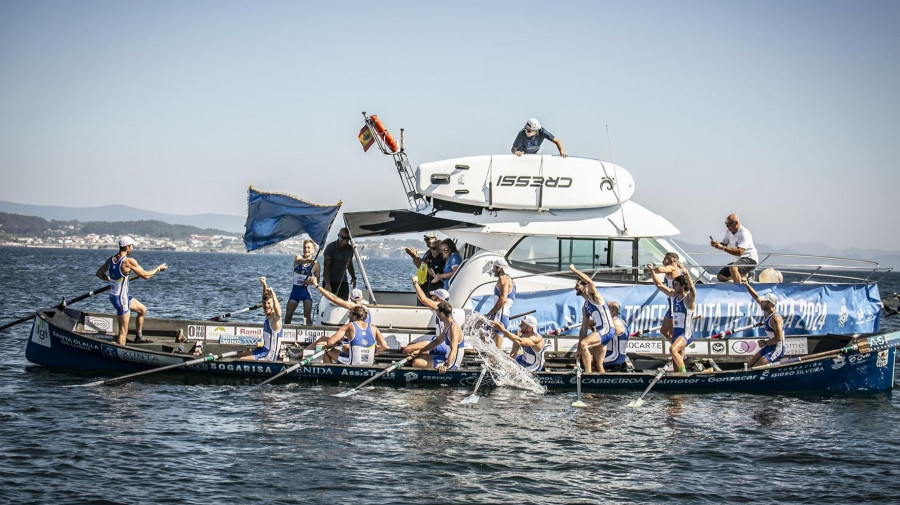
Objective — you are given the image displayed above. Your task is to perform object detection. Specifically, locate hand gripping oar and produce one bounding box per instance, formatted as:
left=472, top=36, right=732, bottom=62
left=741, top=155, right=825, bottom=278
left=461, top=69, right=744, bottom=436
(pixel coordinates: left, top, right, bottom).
left=627, top=358, right=673, bottom=408
left=571, top=362, right=587, bottom=408
left=255, top=345, right=335, bottom=387
left=69, top=348, right=255, bottom=388
left=208, top=303, right=264, bottom=322
left=332, top=355, right=414, bottom=398
left=0, top=275, right=140, bottom=332
left=711, top=322, right=763, bottom=339
left=460, top=364, right=488, bottom=404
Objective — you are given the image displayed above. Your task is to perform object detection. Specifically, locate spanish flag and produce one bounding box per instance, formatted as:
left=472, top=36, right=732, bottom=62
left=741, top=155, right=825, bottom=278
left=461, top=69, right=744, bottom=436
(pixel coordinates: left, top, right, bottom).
left=358, top=124, right=375, bottom=152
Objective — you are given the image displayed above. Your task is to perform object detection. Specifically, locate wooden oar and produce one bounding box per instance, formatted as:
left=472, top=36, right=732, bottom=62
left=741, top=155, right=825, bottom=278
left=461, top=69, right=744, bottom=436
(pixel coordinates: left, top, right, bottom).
left=509, top=309, right=537, bottom=319
left=255, top=345, right=335, bottom=387
left=460, top=364, right=488, bottom=404
left=0, top=275, right=140, bottom=332
left=208, top=303, right=264, bottom=322
left=69, top=348, right=255, bottom=388
left=332, top=355, right=414, bottom=398
left=711, top=322, right=763, bottom=339
left=547, top=322, right=581, bottom=336
left=571, top=362, right=587, bottom=408
left=627, top=358, right=672, bottom=408
left=754, top=331, right=900, bottom=370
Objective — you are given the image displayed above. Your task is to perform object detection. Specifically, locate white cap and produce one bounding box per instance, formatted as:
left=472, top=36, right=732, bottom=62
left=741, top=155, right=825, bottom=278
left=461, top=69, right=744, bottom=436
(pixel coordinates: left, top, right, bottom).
left=493, top=258, right=509, bottom=270
left=424, top=231, right=438, bottom=239
left=118, top=236, right=136, bottom=248
left=431, top=289, right=450, bottom=301
left=760, top=293, right=778, bottom=305
left=349, top=289, right=364, bottom=301
left=521, top=315, right=538, bottom=329
left=525, top=118, right=541, bottom=131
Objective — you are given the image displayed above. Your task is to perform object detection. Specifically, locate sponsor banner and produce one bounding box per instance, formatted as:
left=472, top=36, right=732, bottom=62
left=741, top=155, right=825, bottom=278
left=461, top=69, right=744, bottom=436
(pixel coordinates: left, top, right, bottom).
left=471, top=283, right=881, bottom=338
left=82, top=315, right=114, bottom=334
left=235, top=327, right=263, bottom=338
left=293, top=328, right=329, bottom=343
left=31, top=318, right=52, bottom=348
left=219, top=336, right=263, bottom=346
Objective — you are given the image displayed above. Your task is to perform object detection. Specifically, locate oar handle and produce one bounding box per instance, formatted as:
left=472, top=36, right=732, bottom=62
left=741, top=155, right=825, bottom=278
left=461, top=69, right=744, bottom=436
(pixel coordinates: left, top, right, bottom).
left=510, top=310, right=537, bottom=320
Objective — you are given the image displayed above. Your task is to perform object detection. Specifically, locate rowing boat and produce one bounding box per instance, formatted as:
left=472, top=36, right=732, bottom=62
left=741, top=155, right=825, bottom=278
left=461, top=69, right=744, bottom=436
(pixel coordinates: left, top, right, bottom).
left=26, top=307, right=898, bottom=393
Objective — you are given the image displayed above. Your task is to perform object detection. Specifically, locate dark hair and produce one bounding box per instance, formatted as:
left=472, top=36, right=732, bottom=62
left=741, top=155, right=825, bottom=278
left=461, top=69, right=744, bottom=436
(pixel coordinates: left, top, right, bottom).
left=664, top=252, right=679, bottom=263
left=673, top=275, right=687, bottom=289
left=608, top=301, right=620, bottom=314
left=440, top=239, right=458, bottom=255
left=349, top=305, right=368, bottom=321
left=436, top=300, right=453, bottom=317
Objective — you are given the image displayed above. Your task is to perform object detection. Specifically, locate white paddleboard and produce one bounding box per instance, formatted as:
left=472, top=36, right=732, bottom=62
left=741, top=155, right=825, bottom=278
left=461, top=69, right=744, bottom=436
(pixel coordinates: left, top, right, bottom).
left=415, top=155, right=635, bottom=211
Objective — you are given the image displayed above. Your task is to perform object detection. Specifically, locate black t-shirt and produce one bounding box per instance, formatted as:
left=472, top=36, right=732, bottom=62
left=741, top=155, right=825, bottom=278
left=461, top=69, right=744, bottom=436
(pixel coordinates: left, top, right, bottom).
left=422, top=249, right=445, bottom=291
left=511, top=128, right=555, bottom=154
left=323, top=240, right=354, bottom=283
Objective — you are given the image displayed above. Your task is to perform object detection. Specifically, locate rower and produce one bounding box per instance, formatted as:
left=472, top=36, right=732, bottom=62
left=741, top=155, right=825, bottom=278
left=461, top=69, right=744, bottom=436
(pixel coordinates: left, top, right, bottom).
left=321, top=305, right=388, bottom=365
left=742, top=279, right=785, bottom=368
left=402, top=276, right=451, bottom=354
left=646, top=253, right=685, bottom=344
left=601, top=301, right=633, bottom=372
left=650, top=267, right=697, bottom=373
left=242, top=277, right=283, bottom=361
left=407, top=301, right=464, bottom=373
left=485, top=258, right=516, bottom=348
left=569, top=264, right=615, bottom=373
left=285, top=238, right=320, bottom=325
left=492, top=315, right=546, bottom=372
left=309, top=276, right=370, bottom=323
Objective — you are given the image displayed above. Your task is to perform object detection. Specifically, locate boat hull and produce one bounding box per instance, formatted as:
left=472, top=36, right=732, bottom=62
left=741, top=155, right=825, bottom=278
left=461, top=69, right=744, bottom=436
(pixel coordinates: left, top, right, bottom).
left=26, top=309, right=897, bottom=393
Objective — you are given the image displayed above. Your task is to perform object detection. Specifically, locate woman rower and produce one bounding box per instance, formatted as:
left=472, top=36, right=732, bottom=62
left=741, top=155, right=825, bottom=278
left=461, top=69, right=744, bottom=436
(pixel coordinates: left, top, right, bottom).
left=405, top=301, right=464, bottom=373
left=242, top=277, right=283, bottom=361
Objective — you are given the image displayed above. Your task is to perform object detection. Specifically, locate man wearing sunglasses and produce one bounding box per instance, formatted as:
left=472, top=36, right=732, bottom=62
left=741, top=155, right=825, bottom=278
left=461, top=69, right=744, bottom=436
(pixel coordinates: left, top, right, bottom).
left=404, top=231, right=445, bottom=305
left=710, top=213, right=758, bottom=284
left=510, top=117, right=567, bottom=158
left=323, top=227, right=357, bottom=300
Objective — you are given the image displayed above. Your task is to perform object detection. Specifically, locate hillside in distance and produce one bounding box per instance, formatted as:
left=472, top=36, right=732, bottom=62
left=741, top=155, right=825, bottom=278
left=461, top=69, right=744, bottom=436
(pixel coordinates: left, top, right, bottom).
left=0, top=201, right=244, bottom=234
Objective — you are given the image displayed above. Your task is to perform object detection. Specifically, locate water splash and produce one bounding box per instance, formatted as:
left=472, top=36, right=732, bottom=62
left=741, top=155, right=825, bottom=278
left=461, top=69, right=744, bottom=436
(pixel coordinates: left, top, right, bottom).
left=462, top=314, right=546, bottom=395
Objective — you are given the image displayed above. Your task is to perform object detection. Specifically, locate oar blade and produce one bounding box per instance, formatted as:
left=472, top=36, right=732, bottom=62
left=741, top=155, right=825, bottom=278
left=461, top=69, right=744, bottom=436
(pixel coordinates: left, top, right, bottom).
left=626, top=398, right=645, bottom=408
left=460, top=394, right=480, bottom=404
left=572, top=400, right=588, bottom=408
left=332, top=388, right=359, bottom=398
left=65, top=379, right=106, bottom=388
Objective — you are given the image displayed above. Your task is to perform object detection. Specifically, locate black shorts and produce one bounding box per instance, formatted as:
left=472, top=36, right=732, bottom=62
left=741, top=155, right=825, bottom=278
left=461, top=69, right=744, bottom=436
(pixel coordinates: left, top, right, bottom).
left=717, top=257, right=758, bottom=278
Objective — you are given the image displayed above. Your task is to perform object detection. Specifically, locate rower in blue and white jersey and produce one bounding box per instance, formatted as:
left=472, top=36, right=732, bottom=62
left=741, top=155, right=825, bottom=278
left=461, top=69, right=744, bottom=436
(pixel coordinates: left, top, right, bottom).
left=95, top=235, right=168, bottom=347
left=649, top=265, right=697, bottom=373
left=568, top=264, right=617, bottom=373
left=646, top=253, right=683, bottom=343
left=243, top=277, right=284, bottom=362
left=402, top=276, right=452, bottom=356
left=410, top=301, right=465, bottom=372
left=285, top=239, right=320, bottom=325
left=742, top=281, right=786, bottom=368
left=486, top=258, right=517, bottom=347
left=602, top=302, right=632, bottom=371
left=493, top=315, right=546, bottom=372
left=322, top=305, right=388, bottom=365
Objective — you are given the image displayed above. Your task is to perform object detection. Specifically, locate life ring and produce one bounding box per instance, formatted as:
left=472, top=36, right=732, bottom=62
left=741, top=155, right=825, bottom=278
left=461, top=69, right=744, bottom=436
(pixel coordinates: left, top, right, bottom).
left=369, top=115, right=399, bottom=153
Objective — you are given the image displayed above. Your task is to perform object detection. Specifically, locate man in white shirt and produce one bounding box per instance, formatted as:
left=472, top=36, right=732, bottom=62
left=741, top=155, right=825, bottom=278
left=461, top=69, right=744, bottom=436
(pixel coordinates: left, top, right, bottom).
left=710, top=213, right=759, bottom=284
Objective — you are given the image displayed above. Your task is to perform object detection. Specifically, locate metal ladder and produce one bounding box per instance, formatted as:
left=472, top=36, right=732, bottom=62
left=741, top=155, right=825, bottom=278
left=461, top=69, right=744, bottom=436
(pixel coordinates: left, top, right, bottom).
left=362, top=111, right=428, bottom=211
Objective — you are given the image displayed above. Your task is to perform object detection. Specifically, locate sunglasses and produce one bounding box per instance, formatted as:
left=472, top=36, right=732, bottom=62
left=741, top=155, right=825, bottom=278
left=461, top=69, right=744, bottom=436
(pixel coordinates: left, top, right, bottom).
left=440, top=248, right=449, bottom=252
left=724, top=221, right=736, bottom=226
left=339, top=235, right=350, bottom=240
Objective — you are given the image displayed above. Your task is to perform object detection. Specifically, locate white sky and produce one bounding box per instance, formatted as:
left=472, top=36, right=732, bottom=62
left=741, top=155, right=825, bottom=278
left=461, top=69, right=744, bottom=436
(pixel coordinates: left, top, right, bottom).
left=1, top=1, right=898, bottom=251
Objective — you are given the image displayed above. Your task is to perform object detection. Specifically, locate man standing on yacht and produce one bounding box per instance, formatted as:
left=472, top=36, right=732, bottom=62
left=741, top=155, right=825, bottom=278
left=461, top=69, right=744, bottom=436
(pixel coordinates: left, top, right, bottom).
left=711, top=214, right=758, bottom=284
left=511, top=118, right=567, bottom=157
left=486, top=258, right=516, bottom=348
left=404, top=232, right=445, bottom=303
left=323, top=227, right=356, bottom=300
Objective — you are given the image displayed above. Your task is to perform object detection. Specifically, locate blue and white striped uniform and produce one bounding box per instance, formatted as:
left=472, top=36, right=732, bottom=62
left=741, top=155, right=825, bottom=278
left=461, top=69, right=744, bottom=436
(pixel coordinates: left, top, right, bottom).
left=604, top=320, right=630, bottom=367
left=108, top=255, right=131, bottom=315
left=671, top=294, right=694, bottom=346
left=758, top=312, right=785, bottom=363
left=490, top=277, right=517, bottom=334
left=515, top=340, right=547, bottom=372
left=253, top=317, right=283, bottom=361
left=583, top=299, right=614, bottom=346
left=430, top=322, right=465, bottom=370
left=663, top=276, right=675, bottom=319
left=289, top=261, right=315, bottom=302
left=338, top=321, right=377, bottom=365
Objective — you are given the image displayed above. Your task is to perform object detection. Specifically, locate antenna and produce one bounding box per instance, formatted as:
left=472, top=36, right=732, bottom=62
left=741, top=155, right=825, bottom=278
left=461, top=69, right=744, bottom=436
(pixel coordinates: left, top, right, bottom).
left=605, top=124, right=627, bottom=235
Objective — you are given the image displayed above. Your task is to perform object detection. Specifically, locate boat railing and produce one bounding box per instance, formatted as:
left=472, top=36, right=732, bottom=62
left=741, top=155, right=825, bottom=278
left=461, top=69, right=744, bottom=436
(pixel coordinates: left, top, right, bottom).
left=685, top=251, right=893, bottom=284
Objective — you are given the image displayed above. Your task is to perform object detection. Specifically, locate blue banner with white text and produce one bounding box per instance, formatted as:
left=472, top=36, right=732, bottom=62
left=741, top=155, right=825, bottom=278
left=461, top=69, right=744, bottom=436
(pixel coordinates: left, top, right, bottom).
left=471, top=283, right=882, bottom=337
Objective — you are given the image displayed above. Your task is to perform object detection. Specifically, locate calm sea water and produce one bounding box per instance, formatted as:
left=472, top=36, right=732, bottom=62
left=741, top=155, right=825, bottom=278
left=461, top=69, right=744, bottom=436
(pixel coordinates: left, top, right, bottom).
left=1, top=247, right=899, bottom=505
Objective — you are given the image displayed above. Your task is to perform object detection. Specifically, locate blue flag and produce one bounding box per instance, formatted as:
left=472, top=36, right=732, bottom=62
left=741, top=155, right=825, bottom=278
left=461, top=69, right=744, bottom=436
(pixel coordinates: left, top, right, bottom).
left=243, top=187, right=342, bottom=252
